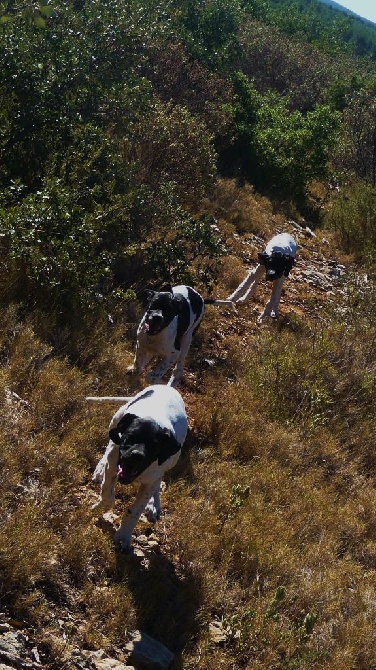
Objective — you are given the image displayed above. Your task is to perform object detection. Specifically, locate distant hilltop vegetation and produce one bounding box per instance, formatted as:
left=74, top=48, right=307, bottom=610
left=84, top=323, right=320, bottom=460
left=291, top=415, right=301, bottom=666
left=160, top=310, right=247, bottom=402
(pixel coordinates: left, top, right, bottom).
left=317, top=0, right=376, bottom=26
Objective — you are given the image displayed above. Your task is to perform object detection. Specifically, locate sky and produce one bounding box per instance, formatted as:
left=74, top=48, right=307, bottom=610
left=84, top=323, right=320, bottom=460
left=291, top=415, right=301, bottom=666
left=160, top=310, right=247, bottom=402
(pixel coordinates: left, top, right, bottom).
left=336, top=0, right=376, bottom=24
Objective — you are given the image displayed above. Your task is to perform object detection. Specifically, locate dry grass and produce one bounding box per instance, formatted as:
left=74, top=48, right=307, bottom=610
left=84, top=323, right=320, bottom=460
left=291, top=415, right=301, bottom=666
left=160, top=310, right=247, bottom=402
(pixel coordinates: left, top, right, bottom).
left=1, top=184, right=376, bottom=669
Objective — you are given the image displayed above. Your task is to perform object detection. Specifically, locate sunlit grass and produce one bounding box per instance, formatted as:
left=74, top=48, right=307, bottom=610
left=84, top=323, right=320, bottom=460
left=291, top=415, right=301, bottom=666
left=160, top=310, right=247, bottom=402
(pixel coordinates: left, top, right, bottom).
left=0, top=209, right=376, bottom=669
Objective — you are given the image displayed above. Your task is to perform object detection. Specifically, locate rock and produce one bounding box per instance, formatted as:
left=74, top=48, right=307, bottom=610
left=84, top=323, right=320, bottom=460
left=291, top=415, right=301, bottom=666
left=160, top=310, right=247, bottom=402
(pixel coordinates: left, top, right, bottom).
left=125, top=630, right=174, bottom=670
left=208, top=621, right=227, bottom=645
left=89, top=650, right=135, bottom=670
left=299, top=269, right=332, bottom=290
left=147, top=540, right=159, bottom=549
left=82, top=649, right=135, bottom=670
left=0, top=630, right=33, bottom=668
left=304, top=226, right=316, bottom=238
left=96, top=663, right=135, bottom=670
left=289, top=219, right=305, bottom=232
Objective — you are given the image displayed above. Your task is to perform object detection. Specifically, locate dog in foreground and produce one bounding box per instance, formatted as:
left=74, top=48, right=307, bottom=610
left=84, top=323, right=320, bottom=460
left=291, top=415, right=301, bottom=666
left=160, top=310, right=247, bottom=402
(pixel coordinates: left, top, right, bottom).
left=91, top=385, right=188, bottom=552
left=127, top=283, right=231, bottom=387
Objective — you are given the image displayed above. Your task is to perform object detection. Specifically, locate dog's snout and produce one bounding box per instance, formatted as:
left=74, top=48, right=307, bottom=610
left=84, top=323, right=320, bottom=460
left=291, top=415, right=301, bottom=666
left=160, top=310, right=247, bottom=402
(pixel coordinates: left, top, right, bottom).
left=144, top=309, right=165, bottom=335
left=147, top=311, right=163, bottom=323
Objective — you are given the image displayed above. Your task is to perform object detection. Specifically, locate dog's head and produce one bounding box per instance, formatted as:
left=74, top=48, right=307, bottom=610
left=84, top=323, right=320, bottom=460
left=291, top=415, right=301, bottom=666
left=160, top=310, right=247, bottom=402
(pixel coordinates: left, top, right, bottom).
left=109, top=413, right=180, bottom=484
left=141, top=284, right=178, bottom=336
left=258, top=252, right=294, bottom=281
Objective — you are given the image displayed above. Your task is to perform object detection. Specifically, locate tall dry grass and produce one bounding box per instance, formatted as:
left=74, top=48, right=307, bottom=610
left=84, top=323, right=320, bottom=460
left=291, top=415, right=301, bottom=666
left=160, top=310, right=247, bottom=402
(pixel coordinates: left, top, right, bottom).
left=0, top=189, right=375, bottom=669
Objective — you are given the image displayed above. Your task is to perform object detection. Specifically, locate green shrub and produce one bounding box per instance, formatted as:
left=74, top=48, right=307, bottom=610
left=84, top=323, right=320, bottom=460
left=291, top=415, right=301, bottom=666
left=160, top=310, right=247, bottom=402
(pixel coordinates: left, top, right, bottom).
left=324, top=180, right=376, bottom=263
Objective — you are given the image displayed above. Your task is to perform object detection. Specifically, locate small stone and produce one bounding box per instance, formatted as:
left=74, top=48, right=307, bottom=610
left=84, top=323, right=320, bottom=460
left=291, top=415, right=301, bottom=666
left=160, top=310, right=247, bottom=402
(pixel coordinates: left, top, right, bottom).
left=133, top=547, right=145, bottom=558
left=125, top=630, right=174, bottom=669
left=209, top=621, right=227, bottom=645
left=147, top=540, right=159, bottom=549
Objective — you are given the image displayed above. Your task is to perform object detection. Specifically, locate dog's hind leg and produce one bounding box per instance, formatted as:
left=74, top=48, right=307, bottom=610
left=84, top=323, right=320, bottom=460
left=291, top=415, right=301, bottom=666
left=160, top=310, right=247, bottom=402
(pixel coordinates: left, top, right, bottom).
left=230, top=264, right=264, bottom=303
left=114, top=482, right=156, bottom=551
left=167, top=331, right=193, bottom=387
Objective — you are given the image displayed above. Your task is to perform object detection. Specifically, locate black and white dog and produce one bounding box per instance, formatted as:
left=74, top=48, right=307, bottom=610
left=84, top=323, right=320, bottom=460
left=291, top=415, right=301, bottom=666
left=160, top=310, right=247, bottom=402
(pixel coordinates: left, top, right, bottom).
left=227, top=233, right=297, bottom=322
left=91, top=385, right=188, bottom=552
left=127, top=284, right=230, bottom=387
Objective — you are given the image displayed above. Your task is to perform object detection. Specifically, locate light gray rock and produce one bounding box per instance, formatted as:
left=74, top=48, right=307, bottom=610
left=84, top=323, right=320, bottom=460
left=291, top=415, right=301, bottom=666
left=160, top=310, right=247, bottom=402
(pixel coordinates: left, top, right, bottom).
left=0, top=630, right=33, bottom=668
left=125, top=630, right=174, bottom=670
left=90, top=650, right=135, bottom=670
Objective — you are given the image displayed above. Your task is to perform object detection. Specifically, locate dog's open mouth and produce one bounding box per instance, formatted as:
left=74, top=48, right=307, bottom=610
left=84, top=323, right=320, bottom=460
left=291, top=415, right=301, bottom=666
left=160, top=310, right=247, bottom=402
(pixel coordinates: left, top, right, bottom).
left=117, top=465, right=140, bottom=485
left=144, top=322, right=163, bottom=336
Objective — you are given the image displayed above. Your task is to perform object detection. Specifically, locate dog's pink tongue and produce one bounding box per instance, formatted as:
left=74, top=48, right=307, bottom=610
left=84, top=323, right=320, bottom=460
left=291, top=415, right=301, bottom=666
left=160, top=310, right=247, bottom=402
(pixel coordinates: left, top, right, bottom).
left=144, top=323, right=150, bottom=332
left=117, top=466, right=123, bottom=478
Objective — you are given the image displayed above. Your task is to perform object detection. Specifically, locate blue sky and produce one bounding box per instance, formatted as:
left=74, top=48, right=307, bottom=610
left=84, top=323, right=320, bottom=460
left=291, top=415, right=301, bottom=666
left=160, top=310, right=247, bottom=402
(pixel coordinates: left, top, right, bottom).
left=337, top=0, right=376, bottom=24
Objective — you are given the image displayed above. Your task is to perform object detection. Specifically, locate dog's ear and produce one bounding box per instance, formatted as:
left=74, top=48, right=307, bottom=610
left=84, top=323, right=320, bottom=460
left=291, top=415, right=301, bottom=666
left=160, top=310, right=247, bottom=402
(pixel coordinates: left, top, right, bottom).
left=109, top=427, right=122, bottom=444
left=159, top=283, right=173, bottom=294
left=157, top=427, right=181, bottom=465
left=109, top=413, right=137, bottom=444
left=141, top=289, right=155, bottom=308
left=120, top=444, right=146, bottom=461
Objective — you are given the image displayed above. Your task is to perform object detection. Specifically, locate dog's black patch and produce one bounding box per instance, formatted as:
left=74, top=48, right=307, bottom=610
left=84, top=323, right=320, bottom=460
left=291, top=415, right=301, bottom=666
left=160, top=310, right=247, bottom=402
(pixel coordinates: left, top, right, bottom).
left=173, top=293, right=190, bottom=350
left=112, top=416, right=181, bottom=483
left=143, top=290, right=178, bottom=335
left=186, top=286, right=204, bottom=320
left=258, top=252, right=295, bottom=281
left=173, top=287, right=204, bottom=349
left=125, top=389, right=154, bottom=409
left=109, top=413, right=138, bottom=444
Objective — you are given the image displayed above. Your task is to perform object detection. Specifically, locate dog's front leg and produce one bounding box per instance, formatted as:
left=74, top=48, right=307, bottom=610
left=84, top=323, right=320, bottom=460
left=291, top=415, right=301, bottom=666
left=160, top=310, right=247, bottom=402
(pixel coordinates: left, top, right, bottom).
left=92, top=442, right=119, bottom=512
left=114, top=482, right=156, bottom=551
left=127, top=344, right=153, bottom=374
left=144, top=478, right=162, bottom=522
left=258, top=276, right=285, bottom=322
left=146, top=352, right=179, bottom=384
left=168, top=332, right=193, bottom=387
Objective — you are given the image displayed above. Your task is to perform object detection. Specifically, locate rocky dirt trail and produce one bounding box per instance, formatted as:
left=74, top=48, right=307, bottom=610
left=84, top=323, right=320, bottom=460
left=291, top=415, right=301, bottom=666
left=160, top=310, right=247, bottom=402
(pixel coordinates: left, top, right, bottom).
left=0, top=221, right=356, bottom=670
left=192, top=220, right=351, bottom=378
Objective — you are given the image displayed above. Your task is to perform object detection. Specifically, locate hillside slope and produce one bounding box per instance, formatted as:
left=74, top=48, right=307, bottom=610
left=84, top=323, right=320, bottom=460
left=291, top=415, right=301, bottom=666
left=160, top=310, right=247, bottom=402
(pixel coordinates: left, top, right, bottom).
left=317, top=0, right=376, bottom=25
left=1, top=181, right=375, bottom=670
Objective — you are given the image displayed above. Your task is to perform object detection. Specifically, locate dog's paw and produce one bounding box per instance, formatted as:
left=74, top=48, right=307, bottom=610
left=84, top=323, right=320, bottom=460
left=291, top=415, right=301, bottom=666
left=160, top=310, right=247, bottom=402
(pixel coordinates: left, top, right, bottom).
left=114, top=530, right=133, bottom=553
left=144, top=503, right=161, bottom=523
left=91, top=497, right=114, bottom=513
left=146, top=371, right=161, bottom=383
left=126, top=365, right=136, bottom=375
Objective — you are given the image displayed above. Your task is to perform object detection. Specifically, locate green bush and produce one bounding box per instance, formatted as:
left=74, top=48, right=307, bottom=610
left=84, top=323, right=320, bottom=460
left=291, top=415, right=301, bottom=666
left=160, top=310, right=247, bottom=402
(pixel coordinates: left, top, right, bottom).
left=221, top=73, right=339, bottom=201
left=324, top=181, right=376, bottom=263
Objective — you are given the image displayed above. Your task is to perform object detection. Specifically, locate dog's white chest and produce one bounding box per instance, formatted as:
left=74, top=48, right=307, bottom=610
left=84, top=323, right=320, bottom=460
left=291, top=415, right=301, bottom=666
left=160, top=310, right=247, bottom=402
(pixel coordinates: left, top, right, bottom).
left=136, top=450, right=181, bottom=484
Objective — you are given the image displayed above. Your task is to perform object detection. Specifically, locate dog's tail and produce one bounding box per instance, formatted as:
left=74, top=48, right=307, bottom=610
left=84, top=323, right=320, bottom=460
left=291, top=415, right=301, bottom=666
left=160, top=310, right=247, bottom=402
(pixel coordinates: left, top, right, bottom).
left=204, top=298, right=235, bottom=305
left=86, top=396, right=134, bottom=403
